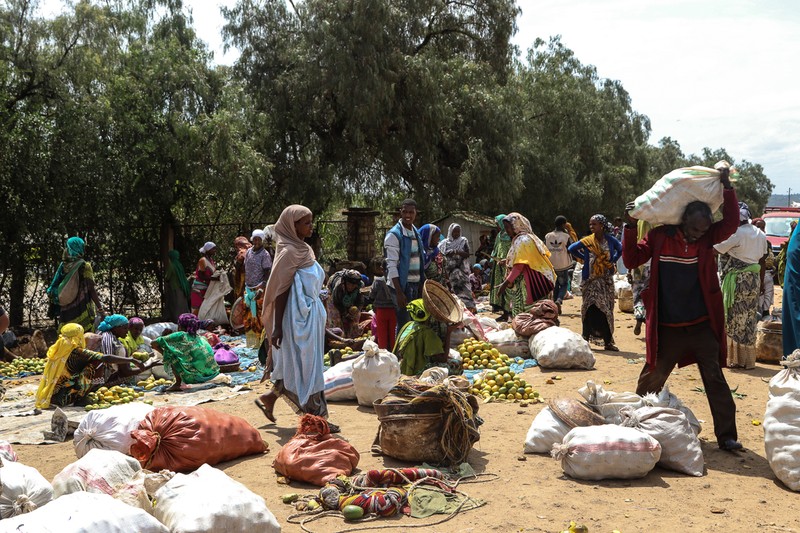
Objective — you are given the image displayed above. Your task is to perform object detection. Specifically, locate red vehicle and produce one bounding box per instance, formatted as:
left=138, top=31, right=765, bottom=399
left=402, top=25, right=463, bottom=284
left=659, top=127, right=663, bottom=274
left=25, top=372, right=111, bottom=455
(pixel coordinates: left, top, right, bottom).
left=762, top=207, right=800, bottom=254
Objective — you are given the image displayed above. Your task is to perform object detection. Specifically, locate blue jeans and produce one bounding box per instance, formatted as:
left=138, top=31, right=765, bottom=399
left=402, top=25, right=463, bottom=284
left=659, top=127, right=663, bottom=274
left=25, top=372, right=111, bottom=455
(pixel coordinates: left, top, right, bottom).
left=553, top=269, right=570, bottom=304
left=394, top=282, right=421, bottom=330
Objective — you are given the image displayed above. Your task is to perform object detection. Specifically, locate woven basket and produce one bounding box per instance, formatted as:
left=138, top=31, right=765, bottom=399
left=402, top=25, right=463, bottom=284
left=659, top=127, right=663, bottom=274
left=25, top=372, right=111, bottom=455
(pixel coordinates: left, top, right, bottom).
left=422, top=280, right=463, bottom=324
left=548, top=398, right=605, bottom=428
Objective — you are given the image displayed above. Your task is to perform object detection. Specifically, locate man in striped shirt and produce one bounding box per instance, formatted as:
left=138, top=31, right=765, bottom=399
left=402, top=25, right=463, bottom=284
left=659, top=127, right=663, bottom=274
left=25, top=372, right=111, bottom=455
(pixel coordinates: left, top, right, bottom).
left=384, top=199, right=426, bottom=329
left=622, top=167, right=743, bottom=452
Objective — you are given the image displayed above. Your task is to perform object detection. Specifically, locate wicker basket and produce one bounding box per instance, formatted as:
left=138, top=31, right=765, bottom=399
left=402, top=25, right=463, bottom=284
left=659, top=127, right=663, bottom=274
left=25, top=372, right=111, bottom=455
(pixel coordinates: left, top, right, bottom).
left=548, top=398, right=605, bottom=428
left=422, top=280, right=463, bottom=324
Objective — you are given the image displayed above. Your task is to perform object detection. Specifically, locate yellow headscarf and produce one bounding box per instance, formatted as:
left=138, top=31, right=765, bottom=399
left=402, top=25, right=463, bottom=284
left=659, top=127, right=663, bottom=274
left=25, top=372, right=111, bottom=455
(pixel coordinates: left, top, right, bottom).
left=505, top=213, right=555, bottom=283
left=35, top=323, right=86, bottom=409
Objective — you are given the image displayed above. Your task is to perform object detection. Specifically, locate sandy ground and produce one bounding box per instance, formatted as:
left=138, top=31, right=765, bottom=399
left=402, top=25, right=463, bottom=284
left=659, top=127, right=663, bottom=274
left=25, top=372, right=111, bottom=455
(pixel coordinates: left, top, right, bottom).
left=10, top=292, right=800, bottom=533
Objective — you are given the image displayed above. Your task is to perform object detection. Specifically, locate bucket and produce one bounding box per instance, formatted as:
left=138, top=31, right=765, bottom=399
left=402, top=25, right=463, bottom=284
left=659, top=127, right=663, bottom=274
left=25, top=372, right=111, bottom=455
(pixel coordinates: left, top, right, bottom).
left=373, top=399, right=446, bottom=463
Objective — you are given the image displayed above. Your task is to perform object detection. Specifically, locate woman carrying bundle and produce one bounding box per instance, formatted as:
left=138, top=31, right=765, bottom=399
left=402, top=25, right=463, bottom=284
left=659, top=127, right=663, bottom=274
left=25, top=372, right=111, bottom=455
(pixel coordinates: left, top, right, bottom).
left=497, top=213, right=555, bottom=317
left=35, top=324, right=146, bottom=408
left=255, top=205, right=336, bottom=430
left=150, top=313, right=220, bottom=392
left=568, top=214, right=622, bottom=351
left=46, top=237, right=105, bottom=331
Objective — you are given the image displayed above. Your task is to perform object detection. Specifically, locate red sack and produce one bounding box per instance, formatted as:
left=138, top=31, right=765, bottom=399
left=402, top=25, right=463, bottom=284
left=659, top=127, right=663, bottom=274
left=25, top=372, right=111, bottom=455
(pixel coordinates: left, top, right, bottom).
left=273, top=415, right=360, bottom=486
left=512, top=299, right=560, bottom=337
left=130, top=406, right=267, bottom=472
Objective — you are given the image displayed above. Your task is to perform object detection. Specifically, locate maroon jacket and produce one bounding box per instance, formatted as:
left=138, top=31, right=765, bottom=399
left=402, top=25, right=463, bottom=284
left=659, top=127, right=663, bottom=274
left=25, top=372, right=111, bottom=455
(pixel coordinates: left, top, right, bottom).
left=622, top=188, right=739, bottom=368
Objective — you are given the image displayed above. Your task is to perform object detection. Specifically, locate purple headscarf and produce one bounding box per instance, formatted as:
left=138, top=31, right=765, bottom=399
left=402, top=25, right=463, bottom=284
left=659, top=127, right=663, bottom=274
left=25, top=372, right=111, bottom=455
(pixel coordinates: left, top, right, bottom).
left=178, top=313, right=212, bottom=336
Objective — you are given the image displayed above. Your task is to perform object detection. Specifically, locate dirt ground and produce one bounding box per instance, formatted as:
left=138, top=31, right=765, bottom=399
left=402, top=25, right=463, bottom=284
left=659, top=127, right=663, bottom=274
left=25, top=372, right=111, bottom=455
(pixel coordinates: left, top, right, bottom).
left=11, top=292, right=800, bottom=533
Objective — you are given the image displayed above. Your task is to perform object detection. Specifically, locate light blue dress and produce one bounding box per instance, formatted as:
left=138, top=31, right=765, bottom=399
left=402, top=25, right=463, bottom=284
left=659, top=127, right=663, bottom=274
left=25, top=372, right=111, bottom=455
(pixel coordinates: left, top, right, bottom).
left=271, top=262, right=326, bottom=410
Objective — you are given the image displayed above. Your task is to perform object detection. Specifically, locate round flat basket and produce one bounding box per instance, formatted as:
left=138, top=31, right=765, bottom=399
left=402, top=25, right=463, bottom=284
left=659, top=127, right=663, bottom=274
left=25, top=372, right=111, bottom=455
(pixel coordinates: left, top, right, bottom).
left=230, top=297, right=246, bottom=330
left=548, top=398, right=605, bottom=428
left=422, top=280, right=463, bottom=324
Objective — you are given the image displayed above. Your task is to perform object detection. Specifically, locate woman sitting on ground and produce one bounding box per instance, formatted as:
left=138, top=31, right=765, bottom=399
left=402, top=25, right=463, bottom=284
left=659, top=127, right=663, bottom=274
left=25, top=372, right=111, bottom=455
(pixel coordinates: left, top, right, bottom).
left=35, top=324, right=147, bottom=408
left=394, top=299, right=461, bottom=376
left=150, top=313, right=220, bottom=392
left=325, top=269, right=365, bottom=338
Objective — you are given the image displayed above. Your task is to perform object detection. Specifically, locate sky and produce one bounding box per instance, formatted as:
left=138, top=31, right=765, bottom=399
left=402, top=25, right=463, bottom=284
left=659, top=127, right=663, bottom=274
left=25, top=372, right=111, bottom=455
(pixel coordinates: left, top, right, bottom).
left=40, top=0, right=797, bottom=194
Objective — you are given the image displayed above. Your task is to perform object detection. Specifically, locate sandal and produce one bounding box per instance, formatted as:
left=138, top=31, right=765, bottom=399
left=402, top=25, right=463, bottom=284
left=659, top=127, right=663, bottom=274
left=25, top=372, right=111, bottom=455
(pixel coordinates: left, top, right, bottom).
left=254, top=398, right=276, bottom=423
left=604, top=343, right=620, bottom=352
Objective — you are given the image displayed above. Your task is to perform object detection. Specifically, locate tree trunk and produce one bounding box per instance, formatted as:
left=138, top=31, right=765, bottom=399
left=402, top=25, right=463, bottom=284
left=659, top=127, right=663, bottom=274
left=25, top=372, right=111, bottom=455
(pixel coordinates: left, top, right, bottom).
left=9, top=254, right=26, bottom=327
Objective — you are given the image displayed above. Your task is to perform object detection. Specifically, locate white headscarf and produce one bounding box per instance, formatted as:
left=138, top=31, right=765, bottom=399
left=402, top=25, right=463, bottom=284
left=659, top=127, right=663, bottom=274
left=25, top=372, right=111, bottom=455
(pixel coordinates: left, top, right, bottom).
left=251, top=229, right=266, bottom=241
left=439, top=223, right=468, bottom=255
left=199, top=242, right=216, bottom=254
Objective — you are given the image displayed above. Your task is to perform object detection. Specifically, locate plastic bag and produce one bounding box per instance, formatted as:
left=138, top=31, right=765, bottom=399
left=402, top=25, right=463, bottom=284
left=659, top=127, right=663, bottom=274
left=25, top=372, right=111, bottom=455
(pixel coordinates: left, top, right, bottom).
left=73, top=403, right=154, bottom=458
left=530, top=327, right=595, bottom=369
left=0, top=460, right=53, bottom=518
left=352, top=340, right=401, bottom=407
left=552, top=425, right=661, bottom=480
left=620, top=406, right=704, bottom=476
left=52, top=448, right=141, bottom=498
left=630, top=164, right=728, bottom=226
left=197, top=270, right=231, bottom=325
left=0, top=440, right=18, bottom=463
left=0, top=491, right=169, bottom=533
left=485, top=328, right=530, bottom=358
left=578, top=380, right=644, bottom=424
left=153, top=464, right=280, bottom=532
left=273, top=415, right=360, bottom=486
left=523, top=407, right=572, bottom=454
left=212, top=343, right=239, bottom=365
left=129, top=406, right=267, bottom=472
left=324, top=359, right=357, bottom=401
left=142, top=322, right=177, bottom=339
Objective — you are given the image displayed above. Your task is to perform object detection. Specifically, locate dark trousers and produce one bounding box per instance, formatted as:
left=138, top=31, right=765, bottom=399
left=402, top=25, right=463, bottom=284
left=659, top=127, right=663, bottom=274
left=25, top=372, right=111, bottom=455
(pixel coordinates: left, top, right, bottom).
left=636, top=322, right=737, bottom=443
left=553, top=269, right=570, bottom=304
left=394, top=282, right=421, bottom=331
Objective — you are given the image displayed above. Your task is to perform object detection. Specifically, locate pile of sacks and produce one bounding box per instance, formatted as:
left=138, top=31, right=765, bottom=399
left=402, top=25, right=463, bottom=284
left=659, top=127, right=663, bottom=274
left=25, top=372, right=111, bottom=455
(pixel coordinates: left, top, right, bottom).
left=323, top=340, right=401, bottom=406
left=1, top=447, right=280, bottom=532
left=524, top=380, right=704, bottom=480
left=764, top=350, right=800, bottom=491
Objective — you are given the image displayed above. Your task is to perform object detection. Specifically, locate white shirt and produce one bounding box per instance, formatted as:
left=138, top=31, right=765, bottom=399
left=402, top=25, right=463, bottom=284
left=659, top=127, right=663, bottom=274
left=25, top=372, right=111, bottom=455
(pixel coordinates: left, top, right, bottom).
left=545, top=230, right=573, bottom=271
left=714, top=223, right=768, bottom=264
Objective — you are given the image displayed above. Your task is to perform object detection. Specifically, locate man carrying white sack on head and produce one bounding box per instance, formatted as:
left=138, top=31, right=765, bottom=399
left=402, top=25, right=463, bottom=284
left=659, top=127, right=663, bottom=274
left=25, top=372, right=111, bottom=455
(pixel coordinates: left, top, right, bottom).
left=622, top=165, right=744, bottom=452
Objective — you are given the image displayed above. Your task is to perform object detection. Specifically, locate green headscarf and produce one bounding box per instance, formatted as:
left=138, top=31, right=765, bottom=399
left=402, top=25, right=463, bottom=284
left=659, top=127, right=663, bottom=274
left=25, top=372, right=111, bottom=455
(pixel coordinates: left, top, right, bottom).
left=495, top=214, right=511, bottom=242
left=166, top=250, right=191, bottom=297
left=407, top=299, right=430, bottom=322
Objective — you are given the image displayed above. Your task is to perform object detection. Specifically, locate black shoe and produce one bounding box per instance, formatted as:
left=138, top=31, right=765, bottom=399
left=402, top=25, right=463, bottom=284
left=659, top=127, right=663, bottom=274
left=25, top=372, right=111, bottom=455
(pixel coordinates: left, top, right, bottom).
left=719, top=439, right=743, bottom=452
left=633, top=320, right=642, bottom=336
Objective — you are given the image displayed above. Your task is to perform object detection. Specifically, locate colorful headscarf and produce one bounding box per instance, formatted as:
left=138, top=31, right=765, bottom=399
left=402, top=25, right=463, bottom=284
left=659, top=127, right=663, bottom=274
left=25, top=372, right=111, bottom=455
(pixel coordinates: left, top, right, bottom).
left=129, top=317, right=145, bottom=328
left=418, top=224, right=441, bottom=266
left=65, top=237, right=85, bottom=258
left=35, top=323, right=86, bottom=409
left=505, top=212, right=555, bottom=283
left=738, top=201, right=751, bottom=223
left=406, top=299, right=429, bottom=322
left=97, top=314, right=129, bottom=333
left=178, top=313, right=211, bottom=336
left=166, top=250, right=191, bottom=297
left=495, top=214, right=510, bottom=242
left=590, top=214, right=613, bottom=234
left=199, top=242, right=217, bottom=254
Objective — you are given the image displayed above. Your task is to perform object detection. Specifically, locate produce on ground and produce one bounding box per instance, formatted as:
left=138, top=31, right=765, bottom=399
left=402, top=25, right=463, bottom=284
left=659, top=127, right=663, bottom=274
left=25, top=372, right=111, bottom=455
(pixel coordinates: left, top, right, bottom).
left=84, top=385, right=152, bottom=411
left=0, top=357, right=46, bottom=377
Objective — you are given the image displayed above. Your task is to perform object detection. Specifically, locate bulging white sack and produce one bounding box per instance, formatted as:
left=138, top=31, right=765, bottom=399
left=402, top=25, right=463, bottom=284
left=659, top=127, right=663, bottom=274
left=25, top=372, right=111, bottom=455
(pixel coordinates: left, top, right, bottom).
left=578, top=380, right=644, bottom=424
left=73, top=402, right=154, bottom=458
left=351, top=340, right=401, bottom=407
left=523, top=407, right=572, bottom=454
left=529, top=327, right=595, bottom=369
left=0, top=461, right=53, bottom=518
left=52, top=448, right=141, bottom=498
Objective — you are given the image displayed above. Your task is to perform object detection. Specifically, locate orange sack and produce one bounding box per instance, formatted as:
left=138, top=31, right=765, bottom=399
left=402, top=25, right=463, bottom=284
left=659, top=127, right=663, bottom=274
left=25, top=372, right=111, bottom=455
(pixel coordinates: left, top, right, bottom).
left=130, top=406, right=267, bottom=472
left=273, top=415, right=360, bottom=486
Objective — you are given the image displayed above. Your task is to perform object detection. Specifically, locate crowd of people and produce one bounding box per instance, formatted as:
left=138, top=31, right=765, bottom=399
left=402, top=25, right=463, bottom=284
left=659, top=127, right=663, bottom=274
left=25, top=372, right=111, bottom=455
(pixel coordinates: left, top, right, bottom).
left=6, top=168, right=798, bottom=455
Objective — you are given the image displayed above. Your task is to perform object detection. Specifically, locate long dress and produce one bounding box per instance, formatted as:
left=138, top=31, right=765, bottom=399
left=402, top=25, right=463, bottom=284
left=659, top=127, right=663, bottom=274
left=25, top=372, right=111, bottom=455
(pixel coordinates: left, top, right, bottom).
left=152, top=331, right=220, bottom=384
left=58, top=262, right=98, bottom=332
left=784, top=227, right=800, bottom=355
left=49, top=349, right=105, bottom=407
left=271, top=262, right=328, bottom=417
left=489, top=238, right=511, bottom=314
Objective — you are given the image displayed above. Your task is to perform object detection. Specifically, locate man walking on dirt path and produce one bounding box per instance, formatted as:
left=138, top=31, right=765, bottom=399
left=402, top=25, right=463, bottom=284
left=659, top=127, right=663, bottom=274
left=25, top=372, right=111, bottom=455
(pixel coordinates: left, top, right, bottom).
left=384, top=199, right=426, bottom=329
left=622, top=166, right=744, bottom=452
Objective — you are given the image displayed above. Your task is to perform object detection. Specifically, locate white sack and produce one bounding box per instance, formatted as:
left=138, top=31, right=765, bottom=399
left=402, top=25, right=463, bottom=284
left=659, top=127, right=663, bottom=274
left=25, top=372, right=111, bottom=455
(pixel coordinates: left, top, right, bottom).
left=111, top=469, right=175, bottom=514
left=73, top=403, right=154, bottom=458
left=0, top=491, right=168, bottom=533
left=351, top=340, right=401, bottom=407
left=142, top=322, right=178, bottom=340
left=630, top=164, right=727, bottom=226
left=641, top=384, right=702, bottom=435
left=324, top=359, right=357, bottom=401
left=578, top=380, right=644, bottom=424
left=620, top=405, right=704, bottom=476
left=523, top=407, right=573, bottom=454
left=529, top=327, right=595, bottom=369
left=0, top=461, right=53, bottom=518
left=478, top=316, right=500, bottom=333
left=197, top=270, right=232, bottom=325
left=552, top=425, right=661, bottom=481
left=764, top=395, right=800, bottom=491
left=153, top=464, right=280, bottom=533
left=768, top=350, right=800, bottom=399
left=52, top=448, right=141, bottom=498
left=486, top=328, right=530, bottom=358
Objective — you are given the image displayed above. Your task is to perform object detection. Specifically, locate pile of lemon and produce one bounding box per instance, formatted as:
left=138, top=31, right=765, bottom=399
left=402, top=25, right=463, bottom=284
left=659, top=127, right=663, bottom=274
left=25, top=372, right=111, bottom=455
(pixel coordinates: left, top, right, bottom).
left=136, top=375, right=173, bottom=390
left=85, top=385, right=152, bottom=411
left=457, top=339, right=513, bottom=371
left=324, top=345, right=357, bottom=366
left=0, top=357, right=46, bottom=377
left=471, top=369, right=541, bottom=402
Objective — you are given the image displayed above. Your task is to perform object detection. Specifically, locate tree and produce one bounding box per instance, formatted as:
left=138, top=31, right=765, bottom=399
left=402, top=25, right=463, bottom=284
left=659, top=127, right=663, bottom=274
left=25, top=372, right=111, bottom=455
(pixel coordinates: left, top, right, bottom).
left=223, top=0, right=523, bottom=218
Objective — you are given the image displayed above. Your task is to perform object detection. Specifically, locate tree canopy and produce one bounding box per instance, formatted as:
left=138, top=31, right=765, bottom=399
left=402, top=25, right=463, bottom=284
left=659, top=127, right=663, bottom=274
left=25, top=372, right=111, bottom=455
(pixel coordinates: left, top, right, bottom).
left=0, top=0, right=774, bottom=324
